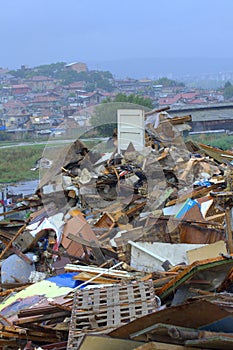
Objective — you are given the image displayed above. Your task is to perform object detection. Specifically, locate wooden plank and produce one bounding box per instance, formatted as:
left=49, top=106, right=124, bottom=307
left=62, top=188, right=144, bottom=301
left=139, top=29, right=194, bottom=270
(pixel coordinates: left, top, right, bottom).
left=65, top=263, right=130, bottom=279
left=67, top=280, right=158, bottom=346
left=70, top=334, right=142, bottom=350
left=0, top=224, right=26, bottom=260
left=225, top=207, right=233, bottom=253
left=73, top=271, right=121, bottom=284
left=14, top=310, right=70, bottom=325
left=67, top=233, right=106, bottom=265
left=133, top=341, right=211, bottom=350
left=166, top=184, right=219, bottom=206
left=18, top=305, right=66, bottom=318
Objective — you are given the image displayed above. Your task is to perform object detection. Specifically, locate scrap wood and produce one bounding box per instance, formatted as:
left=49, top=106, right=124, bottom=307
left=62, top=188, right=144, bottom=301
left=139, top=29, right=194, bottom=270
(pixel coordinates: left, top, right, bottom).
left=0, top=313, right=12, bottom=327
left=225, top=207, right=233, bottom=253
left=205, top=212, right=225, bottom=221
left=49, top=301, right=73, bottom=312
left=156, top=255, right=233, bottom=301
left=0, top=230, right=14, bottom=241
left=68, top=261, right=126, bottom=291
left=0, top=330, right=61, bottom=343
left=0, top=324, right=61, bottom=343
left=67, top=232, right=106, bottom=265
left=111, top=227, right=147, bottom=247
left=155, top=215, right=223, bottom=228
left=14, top=310, right=70, bottom=326
left=125, top=201, right=147, bottom=218
left=73, top=271, right=121, bottom=284
left=37, top=341, right=67, bottom=349
left=153, top=276, right=174, bottom=289
left=65, top=262, right=131, bottom=279
left=178, top=158, right=198, bottom=182
left=132, top=341, right=210, bottom=350
left=0, top=223, right=27, bottom=260
left=109, top=299, right=231, bottom=340
left=166, top=184, right=219, bottom=206
left=0, top=206, right=30, bottom=218
left=10, top=246, right=34, bottom=265
left=194, top=142, right=233, bottom=164
left=18, top=304, right=72, bottom=318
left=67, top=281, right=158, bottom=347
left=94, top=212, right=116, bottom=229
left=0, top=284, right=30, bottom=296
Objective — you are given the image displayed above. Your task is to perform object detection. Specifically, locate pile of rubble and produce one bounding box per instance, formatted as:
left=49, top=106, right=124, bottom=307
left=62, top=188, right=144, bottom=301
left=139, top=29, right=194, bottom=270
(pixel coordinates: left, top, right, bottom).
left=0, top=108, right=233, bottom=349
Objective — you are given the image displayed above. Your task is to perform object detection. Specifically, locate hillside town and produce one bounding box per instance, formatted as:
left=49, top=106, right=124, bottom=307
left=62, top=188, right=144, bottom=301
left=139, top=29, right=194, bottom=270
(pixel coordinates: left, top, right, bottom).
left=1, top=60, right=233, bottom=350
left=0, top=61, right=230, bottom=139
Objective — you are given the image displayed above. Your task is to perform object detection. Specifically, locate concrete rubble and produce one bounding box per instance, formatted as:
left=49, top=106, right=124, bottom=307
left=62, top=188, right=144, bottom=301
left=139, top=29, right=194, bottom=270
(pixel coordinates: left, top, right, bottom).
left=0, top=108, right=233, bottom=349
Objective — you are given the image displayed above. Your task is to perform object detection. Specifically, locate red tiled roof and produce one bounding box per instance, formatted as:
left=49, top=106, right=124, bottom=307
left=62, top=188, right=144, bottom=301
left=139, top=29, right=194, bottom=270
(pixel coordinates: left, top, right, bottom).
left=68, top=82, right=85, bottom=88
left=181, top=92, right=198, bottom=99
left=31, top=96, right=59, bottom=103
left=159, top=96, right=180, bottom=105
left=3, top=100, right=26, bottom=109
left=11, top=84, right=30, bottom=89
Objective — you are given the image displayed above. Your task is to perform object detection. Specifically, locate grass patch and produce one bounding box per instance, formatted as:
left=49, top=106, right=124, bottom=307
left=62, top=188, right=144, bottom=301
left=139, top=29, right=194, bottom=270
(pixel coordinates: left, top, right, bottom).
left=0, top=139, right=103, bottom=183
left=0, top=145, right=45, bottom=183
left=187, top=134, right=233, bottom=151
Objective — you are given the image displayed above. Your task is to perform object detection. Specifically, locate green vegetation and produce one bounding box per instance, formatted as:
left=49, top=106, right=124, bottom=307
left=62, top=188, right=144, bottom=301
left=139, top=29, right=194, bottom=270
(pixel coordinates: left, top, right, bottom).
left=103, top=93, right=153, bottom=109
left=0, top=132, right=232, bottom=183
left=0, top=139, right=102, bottom=183
left=90, top=98, right=151, bottom=136
left=223, top=81, right=233, bottom=100
left=109, top=93, right=153, bottom=109
left=9, top=63, right=115, bottom=92
left=153, top=77, right=185, bottom=87
left=0, top=145, right=44, bottom=183
left=187, top=133, right=233, bottom=151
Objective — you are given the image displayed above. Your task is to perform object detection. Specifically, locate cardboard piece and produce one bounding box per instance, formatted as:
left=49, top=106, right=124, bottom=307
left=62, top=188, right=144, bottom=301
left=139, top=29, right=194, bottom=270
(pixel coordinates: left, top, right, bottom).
left=187, top=240, right=227, bottom=264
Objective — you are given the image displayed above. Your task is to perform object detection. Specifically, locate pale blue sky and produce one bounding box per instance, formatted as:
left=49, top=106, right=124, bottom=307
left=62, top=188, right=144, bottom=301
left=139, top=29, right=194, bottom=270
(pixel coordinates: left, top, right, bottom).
left=1, top=0, right=233, bottom=76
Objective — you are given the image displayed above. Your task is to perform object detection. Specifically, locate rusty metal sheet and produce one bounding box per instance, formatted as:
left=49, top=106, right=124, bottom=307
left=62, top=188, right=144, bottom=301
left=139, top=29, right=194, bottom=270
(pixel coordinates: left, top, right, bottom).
left=109, top=299, right=231, bottom=339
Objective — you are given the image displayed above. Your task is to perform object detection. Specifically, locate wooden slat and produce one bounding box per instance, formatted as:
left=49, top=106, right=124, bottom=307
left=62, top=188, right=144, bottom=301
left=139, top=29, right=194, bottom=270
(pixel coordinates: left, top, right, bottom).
left=67, top=281, right=159, bottom=349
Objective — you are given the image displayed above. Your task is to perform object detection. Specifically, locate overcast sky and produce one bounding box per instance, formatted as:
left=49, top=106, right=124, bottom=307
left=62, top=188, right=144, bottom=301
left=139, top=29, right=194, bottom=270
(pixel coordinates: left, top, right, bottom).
left=1, top=0, right=233, bottom=77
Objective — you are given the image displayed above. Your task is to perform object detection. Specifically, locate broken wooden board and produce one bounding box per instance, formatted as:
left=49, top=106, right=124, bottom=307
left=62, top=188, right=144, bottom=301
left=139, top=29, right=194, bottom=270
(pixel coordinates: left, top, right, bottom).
left=70, top=334, right=143, bottom=350
left=133, top=341, right=212, bottom=350
left=62, top=214, right=104, bottom=263
left=109, top=299, right=231, bottom=340
left=187, top=240, right=227, bottom=264
left=157, top=255, right=233, bottom=301
left=67, top=281, right=159, bottom=346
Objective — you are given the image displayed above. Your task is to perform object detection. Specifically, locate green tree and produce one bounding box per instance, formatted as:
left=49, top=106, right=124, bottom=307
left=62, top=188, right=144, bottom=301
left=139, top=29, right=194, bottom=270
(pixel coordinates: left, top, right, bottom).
left=224, top=81, right=232, bottom=89
left=154, top=77, right=185, bottom=87
left=223, top=82, right=233, bottom=100
left=104, top=93, right=153, bottom=109
left=90, top=101, right=151, bottom=136
left=9, top=63, right=115, bottom=91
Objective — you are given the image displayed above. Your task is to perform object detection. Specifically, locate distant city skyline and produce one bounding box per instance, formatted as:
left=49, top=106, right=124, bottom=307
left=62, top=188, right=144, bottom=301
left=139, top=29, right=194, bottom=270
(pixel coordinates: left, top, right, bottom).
left=1, top=0, right=233, bottom=78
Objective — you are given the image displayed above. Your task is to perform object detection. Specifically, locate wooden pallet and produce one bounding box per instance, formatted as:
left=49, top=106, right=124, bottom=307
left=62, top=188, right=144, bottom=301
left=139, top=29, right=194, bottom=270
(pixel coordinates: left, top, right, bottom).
left=67, top=281, right=158, bottom=349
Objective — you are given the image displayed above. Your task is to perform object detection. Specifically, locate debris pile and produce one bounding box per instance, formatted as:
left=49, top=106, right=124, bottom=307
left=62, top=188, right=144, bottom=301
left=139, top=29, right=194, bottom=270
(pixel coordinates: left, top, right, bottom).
left=0, top=108, right=233, bottom=349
